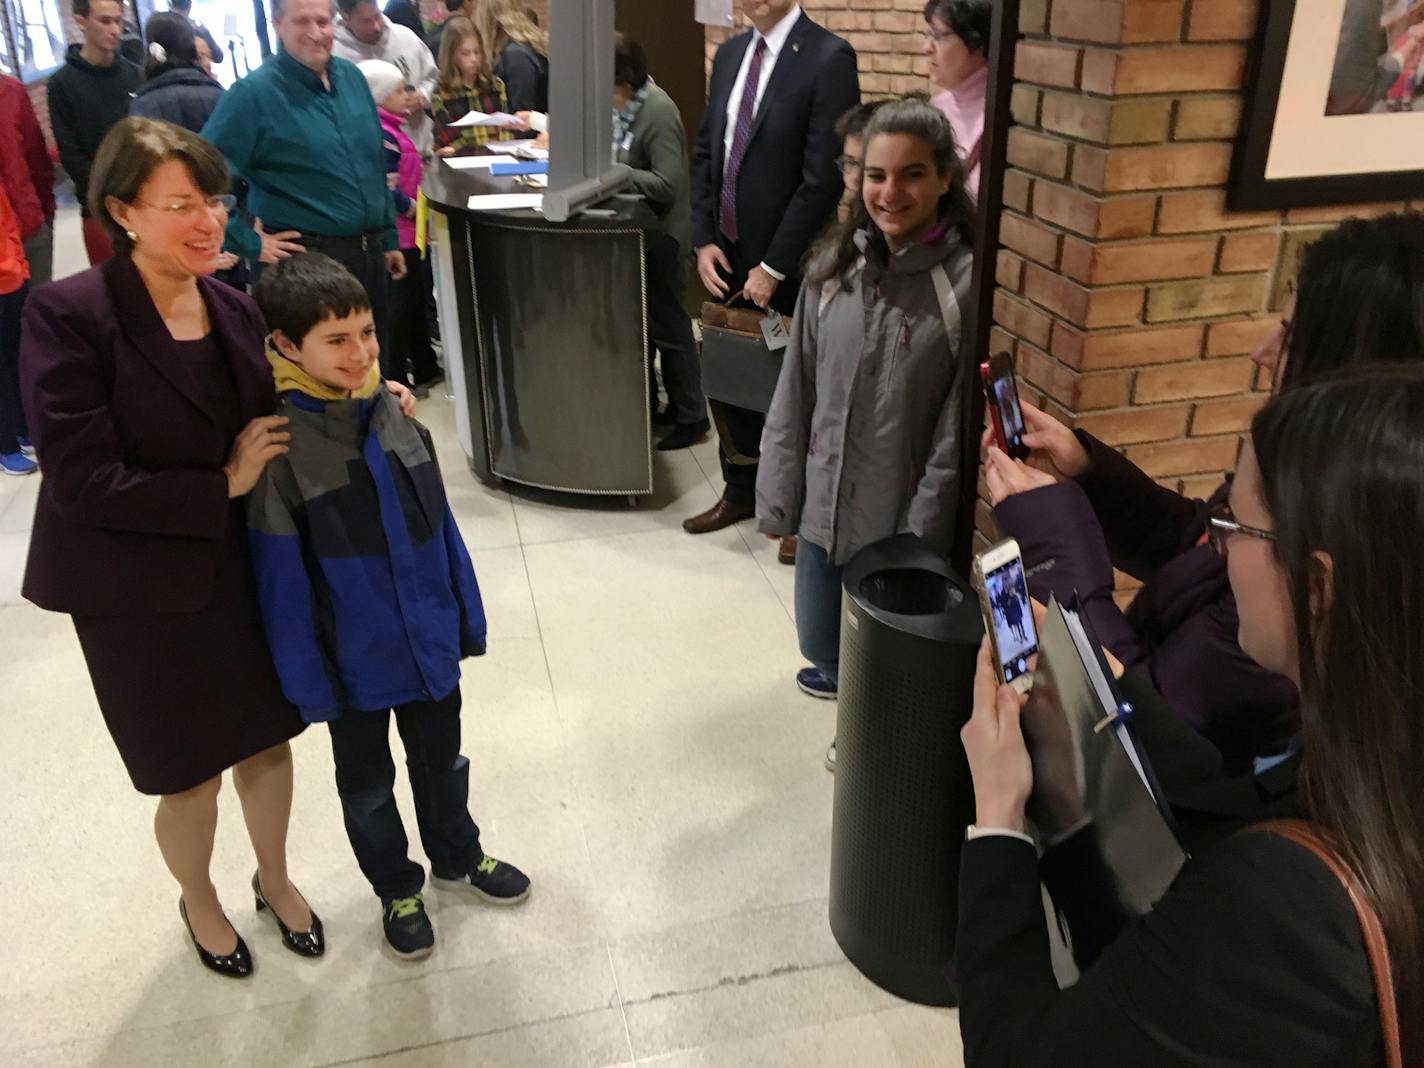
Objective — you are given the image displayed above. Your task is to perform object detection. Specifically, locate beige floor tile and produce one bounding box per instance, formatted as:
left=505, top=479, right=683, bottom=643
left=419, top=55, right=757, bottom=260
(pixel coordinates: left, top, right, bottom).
left=471, top=545, right=540, bottom=641
left=874, top=1003, right=966, bottom=1066
left=508, top=449, right=718, bottom=548
left=638, top=1015, right=900, bottom=1068
left=0, top=529, right=29, bottom=605
left=0, top=469, right=39, bottom=534
left=329, top=1007, right=633, bottom=1068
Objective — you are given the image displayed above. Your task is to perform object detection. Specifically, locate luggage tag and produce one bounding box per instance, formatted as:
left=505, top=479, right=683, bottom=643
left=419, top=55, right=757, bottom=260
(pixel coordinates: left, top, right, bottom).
left=761, top=309, right=790, bottom=352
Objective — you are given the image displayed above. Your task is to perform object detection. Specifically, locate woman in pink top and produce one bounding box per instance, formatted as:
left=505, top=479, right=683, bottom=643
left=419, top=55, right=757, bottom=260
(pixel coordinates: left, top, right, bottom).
left=922, top=1, right=991, bottom=200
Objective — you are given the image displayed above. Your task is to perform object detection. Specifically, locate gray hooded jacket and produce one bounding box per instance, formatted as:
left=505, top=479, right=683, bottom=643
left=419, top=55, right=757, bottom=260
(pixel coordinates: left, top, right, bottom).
left=333, top=16, right=439, bottom=157
left=756, top=226, right=973, bottom=565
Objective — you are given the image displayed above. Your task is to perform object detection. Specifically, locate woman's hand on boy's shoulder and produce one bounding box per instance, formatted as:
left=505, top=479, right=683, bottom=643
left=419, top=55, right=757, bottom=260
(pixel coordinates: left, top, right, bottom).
left=386, top=380, right=418, bottom=418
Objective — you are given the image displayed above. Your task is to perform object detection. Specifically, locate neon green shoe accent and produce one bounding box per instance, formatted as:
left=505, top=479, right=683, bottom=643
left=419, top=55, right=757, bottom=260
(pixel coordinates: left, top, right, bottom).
left=385, top=895, right=423, bottom=920
left=476, top=856, right=499, bottom=875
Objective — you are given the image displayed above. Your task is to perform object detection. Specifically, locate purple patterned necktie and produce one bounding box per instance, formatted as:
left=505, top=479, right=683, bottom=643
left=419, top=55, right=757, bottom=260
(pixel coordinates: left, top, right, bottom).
left=719, top=38, right=768, bottom=243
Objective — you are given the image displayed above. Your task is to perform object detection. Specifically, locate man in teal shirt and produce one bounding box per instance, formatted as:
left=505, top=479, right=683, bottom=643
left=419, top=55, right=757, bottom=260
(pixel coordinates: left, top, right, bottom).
left=203, top=0, right=406, bottom=366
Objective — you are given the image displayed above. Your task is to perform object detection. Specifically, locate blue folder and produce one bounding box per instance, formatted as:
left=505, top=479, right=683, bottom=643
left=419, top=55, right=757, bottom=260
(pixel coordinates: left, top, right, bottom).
left=490, top=161, right=549, bottom=176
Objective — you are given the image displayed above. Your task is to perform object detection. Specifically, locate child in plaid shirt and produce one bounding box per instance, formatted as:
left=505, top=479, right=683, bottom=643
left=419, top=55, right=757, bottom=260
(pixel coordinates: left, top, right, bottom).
left=430, top=16, right=510, bottom=157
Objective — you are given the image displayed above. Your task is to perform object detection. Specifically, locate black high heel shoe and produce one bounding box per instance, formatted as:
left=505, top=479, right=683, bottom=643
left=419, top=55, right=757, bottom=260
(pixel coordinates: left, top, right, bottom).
left=253, top=871, right=325, bottom=957
left=179, top=899, right=253, bottom=979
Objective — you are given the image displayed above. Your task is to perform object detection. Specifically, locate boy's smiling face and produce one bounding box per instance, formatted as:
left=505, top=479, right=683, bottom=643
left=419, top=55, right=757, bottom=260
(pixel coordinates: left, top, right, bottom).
left=274, top=309, right=381, bottom=393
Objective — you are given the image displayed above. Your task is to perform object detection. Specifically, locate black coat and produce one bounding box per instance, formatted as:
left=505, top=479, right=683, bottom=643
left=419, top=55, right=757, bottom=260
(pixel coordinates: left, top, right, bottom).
left=691, top=12, right=858, bottom=308
left=46, top=44, right=142, bottom=217
left=955, top=672, right=1382, bottom=1066
left=129, top=66, right=224, bottom=134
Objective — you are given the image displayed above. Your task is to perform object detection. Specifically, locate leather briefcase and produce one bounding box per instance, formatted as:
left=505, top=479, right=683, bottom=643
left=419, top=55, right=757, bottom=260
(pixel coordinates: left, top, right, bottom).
left=699, top=292, right=793, bottom=414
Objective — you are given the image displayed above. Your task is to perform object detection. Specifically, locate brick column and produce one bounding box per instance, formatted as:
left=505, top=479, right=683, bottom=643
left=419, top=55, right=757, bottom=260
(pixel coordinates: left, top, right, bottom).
left=990, top=0, right=1412, bottom=600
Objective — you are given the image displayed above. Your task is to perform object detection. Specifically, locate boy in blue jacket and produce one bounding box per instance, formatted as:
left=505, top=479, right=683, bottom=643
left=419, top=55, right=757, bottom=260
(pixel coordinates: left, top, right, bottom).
left=248, top=253, right=529, bottom=961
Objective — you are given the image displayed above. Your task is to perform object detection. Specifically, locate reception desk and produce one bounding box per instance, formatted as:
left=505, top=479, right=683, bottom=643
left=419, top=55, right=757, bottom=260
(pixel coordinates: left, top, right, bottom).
left=424, top=160, right=660, bottom=498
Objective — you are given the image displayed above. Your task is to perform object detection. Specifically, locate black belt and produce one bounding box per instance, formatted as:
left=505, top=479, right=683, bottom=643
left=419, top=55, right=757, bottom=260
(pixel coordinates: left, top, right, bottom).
left=279, top=229, right=386, bottom=253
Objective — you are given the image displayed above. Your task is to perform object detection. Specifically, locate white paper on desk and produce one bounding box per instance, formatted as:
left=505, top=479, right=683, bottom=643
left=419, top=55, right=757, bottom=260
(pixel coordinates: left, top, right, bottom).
left=485, top=143, right=550, bottom=160
left=443, top=156, right=502, bottom=170
left=523, top=174, right=549, bottom=188
left=466, top=193, right=543, bottom=211
left=448, top=110, right=521, bottom=128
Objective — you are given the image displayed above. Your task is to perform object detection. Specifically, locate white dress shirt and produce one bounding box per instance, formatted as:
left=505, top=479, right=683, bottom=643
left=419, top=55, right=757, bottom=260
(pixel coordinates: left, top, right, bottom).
left=718, top=4, right=802, bottom=279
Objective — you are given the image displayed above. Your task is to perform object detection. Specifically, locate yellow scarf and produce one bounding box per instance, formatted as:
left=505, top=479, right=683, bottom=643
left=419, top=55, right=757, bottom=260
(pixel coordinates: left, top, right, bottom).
left=266, top=339, right=382, bottom=400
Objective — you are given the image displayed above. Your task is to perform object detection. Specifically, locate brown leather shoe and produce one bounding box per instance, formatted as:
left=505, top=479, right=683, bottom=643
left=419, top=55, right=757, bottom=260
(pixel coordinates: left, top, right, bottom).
left=683, top=500, right=754, bottom=534
left=777, top=536, right=798, bottom=566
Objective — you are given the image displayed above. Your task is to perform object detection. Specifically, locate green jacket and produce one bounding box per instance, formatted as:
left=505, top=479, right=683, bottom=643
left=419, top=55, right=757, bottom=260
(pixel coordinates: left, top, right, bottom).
left=617, top=83, right=692, bottom=257
left=202, top=49, right=397, bottom=258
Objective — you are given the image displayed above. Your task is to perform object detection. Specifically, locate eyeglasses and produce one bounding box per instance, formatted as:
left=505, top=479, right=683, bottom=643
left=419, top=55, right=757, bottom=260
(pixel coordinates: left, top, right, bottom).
left=836, top=155, right=862, bottom=174
left=1206, top=501, right=1277, bottom=556
left=921, top=27, right=957, bottom=45
left=135, top=194, right=237, bottom=219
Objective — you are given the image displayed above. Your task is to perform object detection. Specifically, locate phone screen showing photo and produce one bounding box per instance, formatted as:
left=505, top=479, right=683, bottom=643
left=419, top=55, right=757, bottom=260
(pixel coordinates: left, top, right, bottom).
left=994, top=375, right=1028, bottom=454
left=986, top=557, right=1037, bottom=683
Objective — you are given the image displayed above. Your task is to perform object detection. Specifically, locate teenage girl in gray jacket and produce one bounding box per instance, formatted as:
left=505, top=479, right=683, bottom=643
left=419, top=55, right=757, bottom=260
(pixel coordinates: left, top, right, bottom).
left=756, top=100, right=976, bottom=769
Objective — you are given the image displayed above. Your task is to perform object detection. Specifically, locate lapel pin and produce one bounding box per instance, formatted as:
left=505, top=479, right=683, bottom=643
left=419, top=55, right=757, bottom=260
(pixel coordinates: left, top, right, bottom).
left=793, top=42, right=800, bottom=53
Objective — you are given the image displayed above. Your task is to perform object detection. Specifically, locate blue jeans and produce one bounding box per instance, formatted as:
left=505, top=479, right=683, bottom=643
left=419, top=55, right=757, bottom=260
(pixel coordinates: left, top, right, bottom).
left=794, top=538, right=845, bottom=684
left=327, top=686, right=484, bottom=901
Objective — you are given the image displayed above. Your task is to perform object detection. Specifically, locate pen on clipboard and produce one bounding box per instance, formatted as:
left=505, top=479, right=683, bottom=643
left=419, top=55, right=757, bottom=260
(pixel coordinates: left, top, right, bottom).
left=1093, top=701, right=1134, bottom=734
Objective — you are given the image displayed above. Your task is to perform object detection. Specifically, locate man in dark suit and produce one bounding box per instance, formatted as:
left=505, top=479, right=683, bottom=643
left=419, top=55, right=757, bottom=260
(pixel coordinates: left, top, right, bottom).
left=683, top=1, right=859, bottom=536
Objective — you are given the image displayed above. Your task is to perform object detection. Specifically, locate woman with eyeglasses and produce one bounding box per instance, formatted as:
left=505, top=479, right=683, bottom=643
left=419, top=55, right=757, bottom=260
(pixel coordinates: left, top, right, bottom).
left=983, top=213, right=1424, bottom=774
left=958, top=365, right=1422, bottom=1064
left=922, top=0, right=992, bottom=200
left=19, top=118, right=331, bottom=977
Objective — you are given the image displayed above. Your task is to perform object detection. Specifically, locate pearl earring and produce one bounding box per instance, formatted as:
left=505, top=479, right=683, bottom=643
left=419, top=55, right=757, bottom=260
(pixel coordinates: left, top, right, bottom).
left=125, top=230, right=137, bottom=242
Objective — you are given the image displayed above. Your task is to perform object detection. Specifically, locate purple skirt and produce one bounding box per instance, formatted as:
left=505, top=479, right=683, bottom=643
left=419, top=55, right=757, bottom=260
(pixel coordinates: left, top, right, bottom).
left=73, top=510, right=305, bottom=795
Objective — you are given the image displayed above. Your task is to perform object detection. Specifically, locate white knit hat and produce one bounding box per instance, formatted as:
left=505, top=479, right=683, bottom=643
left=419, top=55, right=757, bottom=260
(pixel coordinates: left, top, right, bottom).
left=357, top=60, right=406, bottom=106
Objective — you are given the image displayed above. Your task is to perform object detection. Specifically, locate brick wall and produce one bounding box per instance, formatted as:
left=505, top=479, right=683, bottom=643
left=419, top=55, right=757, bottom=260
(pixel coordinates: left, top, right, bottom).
left=706, top=0, right=932, bottom=92
left=994, top=0, right=1420, bottom=599
left=704, top=0, right=1420, bottom=600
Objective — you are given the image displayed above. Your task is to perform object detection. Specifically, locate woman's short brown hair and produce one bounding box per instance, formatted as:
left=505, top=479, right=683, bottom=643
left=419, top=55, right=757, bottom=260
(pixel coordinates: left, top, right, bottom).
left=88, top=117, right=230, bottom=254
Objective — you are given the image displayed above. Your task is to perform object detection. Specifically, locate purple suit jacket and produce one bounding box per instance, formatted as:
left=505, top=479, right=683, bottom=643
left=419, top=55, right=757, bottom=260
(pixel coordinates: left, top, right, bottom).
left=993, top=432, right=1299, bottom=772
left=20, top=255, right=275, bottom=616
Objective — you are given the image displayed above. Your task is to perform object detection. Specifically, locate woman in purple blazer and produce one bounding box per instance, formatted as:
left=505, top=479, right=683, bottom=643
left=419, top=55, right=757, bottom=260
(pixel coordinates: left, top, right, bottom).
left=19, top=118, right=324, bottom=978
left=983, top=213, right=1424, bottom=773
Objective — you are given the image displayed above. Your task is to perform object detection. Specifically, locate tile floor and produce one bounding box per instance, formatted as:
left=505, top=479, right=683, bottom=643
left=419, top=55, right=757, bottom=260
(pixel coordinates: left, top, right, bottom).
left=0, top=210, right=966, bottom=1067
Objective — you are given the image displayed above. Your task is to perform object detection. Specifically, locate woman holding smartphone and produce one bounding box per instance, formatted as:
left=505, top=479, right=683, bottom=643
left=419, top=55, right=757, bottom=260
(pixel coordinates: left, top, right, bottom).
left=958, top=367, right=1423, bottom=1063
left=984, top=214, right=1424, bottom=772
left=757, top=100, right=975, bottom=771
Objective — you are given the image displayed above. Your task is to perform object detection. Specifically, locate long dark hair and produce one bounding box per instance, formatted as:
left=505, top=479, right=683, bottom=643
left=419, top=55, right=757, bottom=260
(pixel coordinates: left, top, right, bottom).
left=807, top=98, right=975, bottom=286
left=1279, top=212, right=1424, bottom=391
left=1252, top=366, right=1424, bottom=1059
left=143, top=11, right=200, bottom=79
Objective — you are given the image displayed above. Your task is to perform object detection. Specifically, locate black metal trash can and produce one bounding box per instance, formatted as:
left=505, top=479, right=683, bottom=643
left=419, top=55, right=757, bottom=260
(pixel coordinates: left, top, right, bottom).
left=828, top=533, right=984, bottom=1006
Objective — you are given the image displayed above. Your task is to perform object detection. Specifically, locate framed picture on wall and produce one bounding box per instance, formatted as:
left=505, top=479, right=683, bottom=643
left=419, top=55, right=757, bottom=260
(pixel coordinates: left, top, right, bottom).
left=1230, top=0, right=1424, bottom=210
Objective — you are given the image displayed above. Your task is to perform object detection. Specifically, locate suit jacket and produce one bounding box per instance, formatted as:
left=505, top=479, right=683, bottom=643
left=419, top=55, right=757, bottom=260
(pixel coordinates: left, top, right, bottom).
left=20, top=256, right=276, bottom=616
left=958, top=823, right=1381, bottom=1065
left=691, top=13, right=859, bottom=287
left=618, top=83, right=692, bottom=256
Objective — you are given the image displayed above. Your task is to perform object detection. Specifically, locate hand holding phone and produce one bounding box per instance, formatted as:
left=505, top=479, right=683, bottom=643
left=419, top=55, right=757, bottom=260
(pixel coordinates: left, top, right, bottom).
left=971, top=538, right=1039, bottom=694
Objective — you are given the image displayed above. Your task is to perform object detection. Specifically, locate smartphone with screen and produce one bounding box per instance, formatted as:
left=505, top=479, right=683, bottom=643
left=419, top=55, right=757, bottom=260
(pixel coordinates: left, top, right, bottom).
left=980, top=352, right=1030, bottom=460
left=971, top=538, right=1039, bottom=694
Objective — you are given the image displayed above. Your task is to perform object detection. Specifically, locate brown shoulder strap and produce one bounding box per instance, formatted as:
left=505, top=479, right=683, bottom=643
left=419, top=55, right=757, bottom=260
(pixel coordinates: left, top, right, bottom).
left=1249, top=819, right=1402, bottom=1068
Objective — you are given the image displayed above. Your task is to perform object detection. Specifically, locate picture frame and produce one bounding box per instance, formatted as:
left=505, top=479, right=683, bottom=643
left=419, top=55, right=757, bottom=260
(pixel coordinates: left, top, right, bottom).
left=1230, top=0, right=1424, bottom=210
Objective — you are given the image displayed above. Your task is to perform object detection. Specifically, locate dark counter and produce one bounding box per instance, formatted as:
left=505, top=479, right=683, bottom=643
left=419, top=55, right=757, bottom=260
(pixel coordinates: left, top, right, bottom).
left=426, top=156, right=660, bottom=497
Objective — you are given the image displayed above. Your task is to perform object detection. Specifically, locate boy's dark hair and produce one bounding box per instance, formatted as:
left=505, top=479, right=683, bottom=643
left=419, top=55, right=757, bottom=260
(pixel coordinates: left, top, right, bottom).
left=254, top=253, right=372, bottom=346
left=169, top=0, right=192, bottom=11
left=834, top=99, right=890, bottom=144
left=613, top=32, right=648, bottom=93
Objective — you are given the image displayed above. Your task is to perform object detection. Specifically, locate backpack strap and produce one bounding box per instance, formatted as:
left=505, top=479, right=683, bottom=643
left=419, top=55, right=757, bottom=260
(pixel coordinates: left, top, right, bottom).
left=929, top=262, right=963, bottom=353
left=1247, top=819, right=1402, bottom=1068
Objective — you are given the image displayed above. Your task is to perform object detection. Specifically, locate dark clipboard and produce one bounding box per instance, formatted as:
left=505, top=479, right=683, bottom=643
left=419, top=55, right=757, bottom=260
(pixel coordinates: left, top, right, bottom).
left=1064, top=591, right=1191, bottom=860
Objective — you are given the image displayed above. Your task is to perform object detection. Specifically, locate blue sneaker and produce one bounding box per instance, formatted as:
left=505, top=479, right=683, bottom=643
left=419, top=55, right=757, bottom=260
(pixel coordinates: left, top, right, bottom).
left=17, top=436, right=35, bottom=458
left=1, top=451, right=37, bottom=476
left=796, top=667, right=838, bottom=700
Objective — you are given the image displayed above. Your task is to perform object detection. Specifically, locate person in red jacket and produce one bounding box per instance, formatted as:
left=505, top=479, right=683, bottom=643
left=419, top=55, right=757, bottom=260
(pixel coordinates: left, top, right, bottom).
left=0, top=185, right=35, bottom=475
left=0, top=74, right=55, bottom=284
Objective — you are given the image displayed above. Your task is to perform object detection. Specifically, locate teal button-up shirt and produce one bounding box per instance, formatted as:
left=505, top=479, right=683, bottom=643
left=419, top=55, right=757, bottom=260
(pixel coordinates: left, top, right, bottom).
left=202, top=49, right=397, bottom=259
